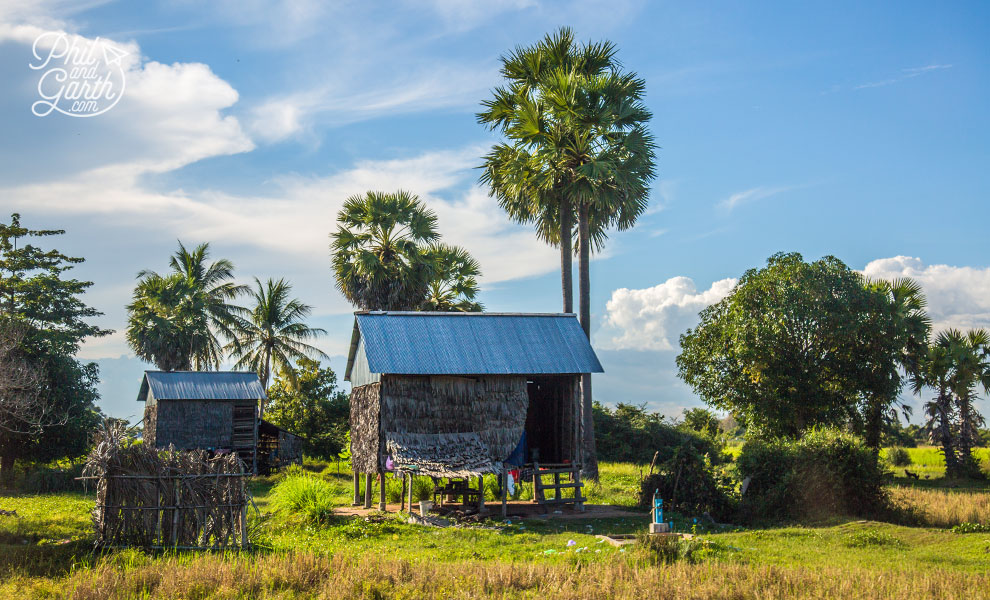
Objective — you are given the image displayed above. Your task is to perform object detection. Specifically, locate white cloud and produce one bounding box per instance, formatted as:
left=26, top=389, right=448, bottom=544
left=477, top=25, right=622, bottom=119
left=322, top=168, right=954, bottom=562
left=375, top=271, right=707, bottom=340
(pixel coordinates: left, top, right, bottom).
left=598, top=276, right=737, bottom=351
left=855, top=63, right=952, bottom=90
left=862, top=256, right=990, bottom=333
left=719, top=185, right=794, bottom=213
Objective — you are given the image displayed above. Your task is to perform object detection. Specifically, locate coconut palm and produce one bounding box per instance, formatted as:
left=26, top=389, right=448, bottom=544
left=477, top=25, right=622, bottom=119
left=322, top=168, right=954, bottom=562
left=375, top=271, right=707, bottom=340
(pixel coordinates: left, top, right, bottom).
left=228, top=278, right=327, bottom=411
left=133, top=241, right=247, bottom=369
left=331, top=190, right=439, bottom=311
left=422, top=243, right=483, bottom=312
left=479, top=27, right=657, bottom=479
left=860, top=278, right=930, bottom=452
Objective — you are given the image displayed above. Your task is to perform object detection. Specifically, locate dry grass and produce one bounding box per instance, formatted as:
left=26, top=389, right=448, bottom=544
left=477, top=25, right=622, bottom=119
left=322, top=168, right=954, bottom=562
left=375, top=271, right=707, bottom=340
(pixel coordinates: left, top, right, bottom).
left=891, top=486, right=990, bottom=528
left=4, top=552, right=981, bottom=600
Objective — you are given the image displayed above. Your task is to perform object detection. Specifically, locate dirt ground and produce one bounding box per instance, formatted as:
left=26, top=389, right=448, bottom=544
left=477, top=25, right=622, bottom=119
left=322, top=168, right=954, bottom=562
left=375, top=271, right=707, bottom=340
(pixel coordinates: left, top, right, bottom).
left=334, top=501, right=644, bottom=520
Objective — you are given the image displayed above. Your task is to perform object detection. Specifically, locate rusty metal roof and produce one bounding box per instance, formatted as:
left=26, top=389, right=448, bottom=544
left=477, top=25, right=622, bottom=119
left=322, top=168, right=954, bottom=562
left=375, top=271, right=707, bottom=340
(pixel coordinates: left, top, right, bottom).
left=344, top=312, right=604, bottom=380
left=137, top=371, right=267, bottom=402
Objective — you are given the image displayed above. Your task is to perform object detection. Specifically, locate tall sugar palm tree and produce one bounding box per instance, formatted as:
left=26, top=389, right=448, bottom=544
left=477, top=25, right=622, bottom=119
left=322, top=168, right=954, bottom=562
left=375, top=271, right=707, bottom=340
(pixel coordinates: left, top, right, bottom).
left=479, top=27, right=657, bottom=479
left=331, top=190, right=439, bottom=311
left=422, top=243, right=483, bottom=312
left=860, top=278, right=930, bottom=453
left=135, top=241, right=247, bottom=369
left=913, top=342, right=959, bottom=476
left=940, top=328, right=990, bottom=474
left=228, top=278, right=327, bottom=412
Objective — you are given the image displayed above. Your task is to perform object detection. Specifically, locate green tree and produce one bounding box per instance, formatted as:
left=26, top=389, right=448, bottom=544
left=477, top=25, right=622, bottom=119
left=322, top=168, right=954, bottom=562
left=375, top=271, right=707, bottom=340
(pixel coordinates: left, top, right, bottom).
left=128, top=242, right=246, bottom=371
left=0, top=214, right=109, bottom=483
left=478, top=28, right=657, bottom=479
left=858, top=278, right=931, bottom=453
left=677, top=253, right=875, bottom=438
left=680, top=407, right=722, bottom=440
left=422, top=243, right=483, bottom=312
left=265, top=358, right=350, bottom=460
left=229, top=278, right=327, bottom=407
left=330, top=190, right=439, bottom=311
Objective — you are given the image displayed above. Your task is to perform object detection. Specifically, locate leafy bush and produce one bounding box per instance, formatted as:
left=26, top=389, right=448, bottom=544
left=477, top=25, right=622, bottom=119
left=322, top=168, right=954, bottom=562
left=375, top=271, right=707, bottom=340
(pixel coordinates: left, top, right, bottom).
left=885, top=447, right=912, bottom=467
left=637, top=533, right=733, bottom=564
left=21, top=463, right=85, bottom=493
left=269, top=474, right=341, bottom=524
left=844, top=529, right=905, bottom=548
left=595, top=402, right=728, bottom=465
left=638, top=439, right=736, bottom=519
left=735, top=428, right=889, bottom=522
left=951, top=522, right=990, bottom=533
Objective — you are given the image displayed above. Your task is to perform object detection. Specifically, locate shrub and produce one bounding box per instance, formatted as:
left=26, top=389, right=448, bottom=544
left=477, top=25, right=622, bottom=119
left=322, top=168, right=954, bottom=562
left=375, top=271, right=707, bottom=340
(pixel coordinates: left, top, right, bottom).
left=637, top=533, right=732, bottom=565
left=21, top=463, right=85, bottom=493
left=951, top=522, right=990, bottom=533
left=735, top=428, right=889, bottom=522
left=638, top=439, right=736, bottom=519
left=886, top=447, right=912, bottom=467
left=844, top=529, right=905, bottom=548
left=269, top=474, right=340, bottom=524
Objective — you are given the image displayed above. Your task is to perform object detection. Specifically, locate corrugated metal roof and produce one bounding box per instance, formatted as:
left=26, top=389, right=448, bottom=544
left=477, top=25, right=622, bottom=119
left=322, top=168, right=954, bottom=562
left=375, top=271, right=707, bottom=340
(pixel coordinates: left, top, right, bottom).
left=137, top=371, right=267, bottom=402
left=345, top=312, right=604, bottom=379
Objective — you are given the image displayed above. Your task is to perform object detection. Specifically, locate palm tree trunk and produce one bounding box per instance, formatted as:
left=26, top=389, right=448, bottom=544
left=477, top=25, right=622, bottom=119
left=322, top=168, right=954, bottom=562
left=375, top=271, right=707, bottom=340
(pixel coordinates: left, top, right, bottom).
left=956, top=392, right=977, bottom=475
left=577, top=201, right=598, bottom=481
left=559, top=194, right=573, bottom=314
left=936, top=387, right=960, bottom=477
left=865, top=394, right=884, bottom=456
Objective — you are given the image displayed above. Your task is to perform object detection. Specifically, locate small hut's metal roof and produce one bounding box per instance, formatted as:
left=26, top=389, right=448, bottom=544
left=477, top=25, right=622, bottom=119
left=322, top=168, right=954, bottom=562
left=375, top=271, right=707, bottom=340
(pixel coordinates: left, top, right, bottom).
left=137, top=371, right=267, bottom=402
left=344, top=312, right=604, bottom=380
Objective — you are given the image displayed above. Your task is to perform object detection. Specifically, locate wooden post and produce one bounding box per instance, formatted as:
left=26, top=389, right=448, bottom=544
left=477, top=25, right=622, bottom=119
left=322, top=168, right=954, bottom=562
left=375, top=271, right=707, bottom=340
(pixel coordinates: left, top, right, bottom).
left=352, top=471, right=361, bottom=506
left=500, top=467, right=508, bottom=518
left=378, top=471, right=387, bottom=511
left=554, top=471, right=562, bottom=502
left=478, top=474, right=485, bottom=512
left=575, top=468, right=585, bottom=512
left=400, top=473, right=406, bottom=512
left=407, top=474, right=414, bottom=513
left=363, top=473, right=373, bottom=509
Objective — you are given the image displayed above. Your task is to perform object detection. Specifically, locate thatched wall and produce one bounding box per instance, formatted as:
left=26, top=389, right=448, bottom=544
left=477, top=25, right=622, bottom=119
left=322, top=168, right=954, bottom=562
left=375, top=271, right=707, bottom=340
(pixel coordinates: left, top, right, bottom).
left=152, top=400, right=233, bottom=450
left=349, top=383, right=381, bottom=473
left=278, top=431, right=303, bottom=465
left=381, top=375, right=529, bottom=465
left=143, top=396, right=158, bottom=447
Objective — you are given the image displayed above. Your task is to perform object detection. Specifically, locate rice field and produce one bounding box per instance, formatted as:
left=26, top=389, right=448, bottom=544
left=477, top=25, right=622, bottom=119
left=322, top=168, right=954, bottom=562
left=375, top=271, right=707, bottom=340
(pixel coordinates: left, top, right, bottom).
left=881, top=447, right=990, bottom=480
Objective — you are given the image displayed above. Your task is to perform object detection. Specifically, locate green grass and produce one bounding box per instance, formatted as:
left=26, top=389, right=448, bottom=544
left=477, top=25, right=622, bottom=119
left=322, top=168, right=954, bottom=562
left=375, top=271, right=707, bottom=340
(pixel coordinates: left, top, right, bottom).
left=4, top=462, right=990, bottom=598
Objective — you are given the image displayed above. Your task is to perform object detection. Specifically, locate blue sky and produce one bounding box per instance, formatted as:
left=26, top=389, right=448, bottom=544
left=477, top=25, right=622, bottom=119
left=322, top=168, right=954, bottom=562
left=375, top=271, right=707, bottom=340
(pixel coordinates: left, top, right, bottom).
left=1, top=1, right=988, bottom=423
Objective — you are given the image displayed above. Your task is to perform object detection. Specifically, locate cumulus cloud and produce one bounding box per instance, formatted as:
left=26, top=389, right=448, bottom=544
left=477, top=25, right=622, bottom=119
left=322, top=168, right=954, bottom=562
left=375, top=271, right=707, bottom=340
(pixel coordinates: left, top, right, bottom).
left=862, top=256, right=990, bottom=333
left=598, top=276, right=738, bottom=351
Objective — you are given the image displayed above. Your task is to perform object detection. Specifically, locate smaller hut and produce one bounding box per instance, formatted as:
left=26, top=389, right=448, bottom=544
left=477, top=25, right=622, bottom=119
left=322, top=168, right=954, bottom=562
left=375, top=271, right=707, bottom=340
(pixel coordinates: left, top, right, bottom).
left=138, top=370, right=303, bottom=474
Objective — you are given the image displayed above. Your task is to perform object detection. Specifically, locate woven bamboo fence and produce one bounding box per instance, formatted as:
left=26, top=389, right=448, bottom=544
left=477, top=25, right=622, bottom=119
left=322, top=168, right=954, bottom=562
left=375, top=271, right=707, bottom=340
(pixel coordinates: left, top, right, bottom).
left=82, top=422, right=250, bottom=550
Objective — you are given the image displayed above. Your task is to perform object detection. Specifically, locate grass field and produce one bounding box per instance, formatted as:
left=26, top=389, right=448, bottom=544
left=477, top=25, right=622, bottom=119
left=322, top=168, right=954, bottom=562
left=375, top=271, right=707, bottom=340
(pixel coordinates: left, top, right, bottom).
left=2, top=460, right=989, bottom=599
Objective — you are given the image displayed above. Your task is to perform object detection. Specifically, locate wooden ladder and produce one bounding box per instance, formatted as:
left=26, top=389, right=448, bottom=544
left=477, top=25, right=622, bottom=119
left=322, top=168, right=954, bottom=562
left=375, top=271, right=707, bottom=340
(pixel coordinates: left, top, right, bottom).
left=532, top=463, right=585, bottom=512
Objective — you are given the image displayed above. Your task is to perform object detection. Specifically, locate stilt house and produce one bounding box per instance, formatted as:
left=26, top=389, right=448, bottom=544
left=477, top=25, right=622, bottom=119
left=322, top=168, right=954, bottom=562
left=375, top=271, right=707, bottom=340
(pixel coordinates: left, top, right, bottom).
left=344, top=311, right=604, bottom=512
left=138, top=371, right=303, bottom=474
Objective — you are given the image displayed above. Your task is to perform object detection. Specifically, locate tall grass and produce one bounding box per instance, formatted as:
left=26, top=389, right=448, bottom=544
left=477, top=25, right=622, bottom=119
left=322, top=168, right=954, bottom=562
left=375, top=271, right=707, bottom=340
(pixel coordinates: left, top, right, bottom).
left=31, top=552, right=988, bottom=600
left=268, top=475, right=343, bottom=524
left=890, top=487, right=990, bottom=527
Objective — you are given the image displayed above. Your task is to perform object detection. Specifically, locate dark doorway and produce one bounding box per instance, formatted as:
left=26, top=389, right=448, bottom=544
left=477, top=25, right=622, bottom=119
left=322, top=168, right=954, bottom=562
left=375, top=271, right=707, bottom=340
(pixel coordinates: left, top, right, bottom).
left=524, top=376, right=575, bottom=464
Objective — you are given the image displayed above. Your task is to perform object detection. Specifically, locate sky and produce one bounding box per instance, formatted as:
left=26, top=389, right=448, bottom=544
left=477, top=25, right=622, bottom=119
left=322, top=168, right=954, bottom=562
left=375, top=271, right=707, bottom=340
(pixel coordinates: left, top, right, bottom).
left=1, top=1, right=988, bottom=424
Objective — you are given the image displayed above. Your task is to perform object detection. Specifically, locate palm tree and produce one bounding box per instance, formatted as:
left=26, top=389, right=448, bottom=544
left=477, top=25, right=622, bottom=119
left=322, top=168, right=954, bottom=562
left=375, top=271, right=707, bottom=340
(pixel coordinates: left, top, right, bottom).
left=126, top=273, right=212, bottom=371
left=913, top=342, right=960, bottom=477
left=331, top=190, right=439, bottom=311
left=422, top=243, right=483, bottom=312
left=228, top=278, right=328, bottom=412
left=940, top=329, right=990, bottom=475
left=479, top=28, right=657, bottom=479
left=861, top=278, right=930, bottom=453
left=134, top=241, right=247, bottom=369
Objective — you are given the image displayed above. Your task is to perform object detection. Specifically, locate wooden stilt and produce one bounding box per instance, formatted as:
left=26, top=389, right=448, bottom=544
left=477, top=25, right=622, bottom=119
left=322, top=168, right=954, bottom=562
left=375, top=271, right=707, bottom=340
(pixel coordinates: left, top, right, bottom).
left=363, top=473, right=372, bottom=509
left=378, top=471, right=387, bottom=511
left=407, top=474, right=414, bottom=513
left=352, top=472, right=361, bottom=506
left=478, top=474, right=485, bottom=511
left=400, top=473, right=406, bottom=512
left=501, top=467, right=508, bottom=518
